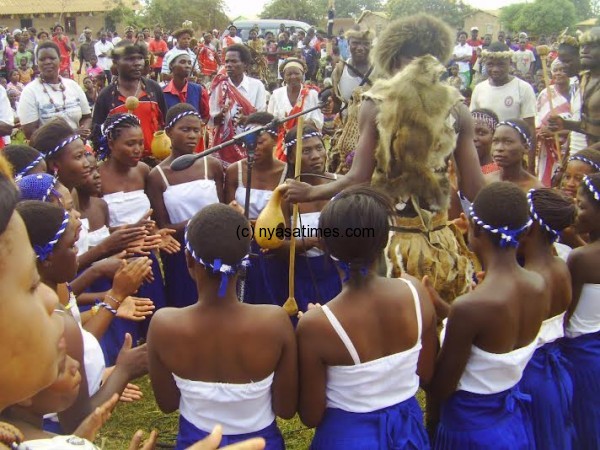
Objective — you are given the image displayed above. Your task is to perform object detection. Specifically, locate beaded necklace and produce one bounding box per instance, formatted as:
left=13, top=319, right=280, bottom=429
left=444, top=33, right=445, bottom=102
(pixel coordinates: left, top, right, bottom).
left=40, top=76, right=67, bottom=113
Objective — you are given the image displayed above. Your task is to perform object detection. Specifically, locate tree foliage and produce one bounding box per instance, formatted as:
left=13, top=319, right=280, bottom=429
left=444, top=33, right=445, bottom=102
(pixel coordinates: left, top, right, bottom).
left=259, top=0, right=322, bottom=24
left=386, top=0, right=473, bottom=29
left=500, top=0, right=577, bottom=36
left=145, top=0, right=229, bottom=32
left=309, top=0, right=384, bottom=20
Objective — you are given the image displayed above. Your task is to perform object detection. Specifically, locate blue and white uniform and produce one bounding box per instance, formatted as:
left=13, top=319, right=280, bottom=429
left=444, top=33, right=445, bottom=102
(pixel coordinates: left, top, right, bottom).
left=434, top=319, right=537, bottom=449
left=155, top=159, right=219, bottom=308
left=520, top=312, right=574, bottom=450
left=173, top=373, right=284, bottom=450
left=311, top=278, right=430, bottom=449
left=102, top=190, right=166, bottom=364
left=561, top=283, right=600, bottom=450
left=235, top=163, right=288, bottom=305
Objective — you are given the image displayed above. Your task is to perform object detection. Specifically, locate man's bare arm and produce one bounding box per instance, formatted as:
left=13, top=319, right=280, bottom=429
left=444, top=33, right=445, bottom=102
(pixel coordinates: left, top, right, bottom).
left=453, top=103, right=485, bottom=201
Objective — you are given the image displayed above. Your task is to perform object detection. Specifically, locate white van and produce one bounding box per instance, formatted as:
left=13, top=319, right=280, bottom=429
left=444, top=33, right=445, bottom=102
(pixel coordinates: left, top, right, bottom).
left=232, top=19, right=312, bottom=42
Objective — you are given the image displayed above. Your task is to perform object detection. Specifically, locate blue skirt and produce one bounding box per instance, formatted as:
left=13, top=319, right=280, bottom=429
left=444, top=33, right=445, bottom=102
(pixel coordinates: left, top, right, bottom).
left=162, top=246, right=198, bottom=308
left=243, top=242, right=288, bottom=306
left=560, top=330, right=600, bottom=450
left=519, top=342, right=574, bottom=450
left=175, top=415, right=284, bottom=450
left=311, top=397, right=430, bottom=450
left=434, top=388, right=535, bottom=450
left=294, top=253, right=341, bottom=312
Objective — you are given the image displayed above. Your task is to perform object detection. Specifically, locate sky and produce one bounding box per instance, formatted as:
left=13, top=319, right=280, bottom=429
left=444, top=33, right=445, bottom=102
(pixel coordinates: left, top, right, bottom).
left=223, top=0, right=527, bottom=19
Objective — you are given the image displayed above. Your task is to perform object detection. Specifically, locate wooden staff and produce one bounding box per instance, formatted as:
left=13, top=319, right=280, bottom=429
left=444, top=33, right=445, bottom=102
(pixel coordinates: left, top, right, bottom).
left=537, top=45, right=564, bottom=166
left=282, top=116, right=304, bottom=316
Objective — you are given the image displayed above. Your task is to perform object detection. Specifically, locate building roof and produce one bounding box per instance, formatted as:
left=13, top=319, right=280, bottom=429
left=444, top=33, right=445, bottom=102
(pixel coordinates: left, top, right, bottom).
left=465, top=9, right=500, bottom=18
left=357, top=11, right=389, bottom=23
left=0, top=0, right=140, bottom=15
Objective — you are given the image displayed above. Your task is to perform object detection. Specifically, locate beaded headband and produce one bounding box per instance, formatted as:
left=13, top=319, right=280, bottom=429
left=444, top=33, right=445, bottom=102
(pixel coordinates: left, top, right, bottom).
left=244, top=125, right=278, bottom=138
left=569, top=154, right=600, bottom=172
left=34, top=209, right=70, bottom=261
left=14, top=154, right=44, bottom=181
left=583, top=175, right=600, bottom=202
left=165, top=111, right=202, bottom=130
left=284, top=131, right=323, bottom=155
left=527, top=189, right=560, bottom=242
left=469, top=204, right=532, bottom=248
left=498, top=121, right=532, bottom=149
left=184, top=224, right=250, bottom=297
left=472, top=111, right=499, bottom=132
left=98, top=114, right=141, bottom=161
left=45, top=134, right=81, bottom=160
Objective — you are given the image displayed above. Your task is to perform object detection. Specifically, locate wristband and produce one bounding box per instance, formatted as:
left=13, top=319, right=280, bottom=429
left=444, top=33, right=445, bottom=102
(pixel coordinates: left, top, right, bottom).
left=105, top=293, right=123, bottom=307
left=95, top=300, right=117, bottom=315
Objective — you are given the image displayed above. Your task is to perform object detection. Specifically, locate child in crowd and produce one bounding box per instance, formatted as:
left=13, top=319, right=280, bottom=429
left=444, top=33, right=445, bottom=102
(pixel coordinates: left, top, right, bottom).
left=297, top=186, right=436, bottom=448
left=447, top=63, right=462, bottom=90
left=428, top=182, right=547, bottom=449
left=83, top=76, right=97, bottom=108
left=86, top=55, right=103, bottom=81
left=147, top=103, right=223, bottom=308
left=561, top=173, right=600, bottom=449
left=148, top=204, right=297, bottom=449
left=17, top=56, right=33, bottom=84
left=471, top=109, right=500, bottom=174
left=7, top=69, right=24, bottom=94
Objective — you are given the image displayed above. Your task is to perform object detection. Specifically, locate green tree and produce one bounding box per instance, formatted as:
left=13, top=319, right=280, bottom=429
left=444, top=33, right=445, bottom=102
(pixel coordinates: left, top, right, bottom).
left=500, top=0, right=576, bottom=36
left=386, top=0, right=473, bottom=29
left=105, top=0, right=146, bottom=31
left=571, top=0, right=592, bottom=20
left=259, top=0, right=321, bottom=24
left=145, top=0, right=229, bottom=32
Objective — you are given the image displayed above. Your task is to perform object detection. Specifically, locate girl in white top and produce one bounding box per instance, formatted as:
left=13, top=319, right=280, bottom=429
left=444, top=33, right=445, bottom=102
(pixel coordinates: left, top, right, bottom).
left=98, top=113, right=176, bottom=365
left=147, top=204, right=296, bottom=450
left=561, top=173, right=600, bottom=449
left=427, top=182, right=547, bottom=450
left=297, top=186, right=437, bottom=449
left=224, top=112, right=288, bottom=305
left=147, top=104, right=223, bottom=308
left=518, top=189, right=576, bottom=450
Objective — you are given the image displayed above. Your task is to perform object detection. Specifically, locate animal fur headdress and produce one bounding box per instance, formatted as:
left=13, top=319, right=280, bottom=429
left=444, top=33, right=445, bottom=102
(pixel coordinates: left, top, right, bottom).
left=173, top=21, right=194, bottom=39
left=371, top=14, right=454, bottom=79
left=345, top=25, right=374, bottom=42
left=481, top=42, right=513, bottom=61
left=365, top=55, right=463, bottom=212
left=580, top=27, right=600, bottom=45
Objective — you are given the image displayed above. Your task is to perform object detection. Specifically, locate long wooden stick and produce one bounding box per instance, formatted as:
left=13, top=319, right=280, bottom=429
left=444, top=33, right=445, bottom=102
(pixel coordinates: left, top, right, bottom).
left=283, top=117, right=304, bottom=316
left=538, top=47, right=564, bottom=166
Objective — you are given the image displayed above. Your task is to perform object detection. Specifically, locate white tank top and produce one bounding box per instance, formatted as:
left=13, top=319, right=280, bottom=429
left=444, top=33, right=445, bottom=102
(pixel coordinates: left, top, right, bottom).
left=440, top=318, right=538, bottom=394
left=322, top=278, right=422, bottom=413
left=155, top=158, right=219, bottom=224
left=76, top=218, right=90, bottom=257
left=566, top=284, right=600, bottom=338
left=297, top=212, right=323, bottom=257
left=537, top=312, right=566, bottom=348
left=234, top=162, right=287, bottom=220
left=338, top=62, right=361, bottom=103
left=103, top=190, right=151, bottom=227
left=88, top=225, right=110, bottom=248
left=173, top=372, right=275, bottom=435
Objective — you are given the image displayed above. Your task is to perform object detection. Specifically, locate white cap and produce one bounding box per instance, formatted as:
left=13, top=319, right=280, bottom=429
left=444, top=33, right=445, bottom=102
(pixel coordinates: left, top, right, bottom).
left=13, top=28, right=21, bottom=35
left=519, top=32, right=528, bottom=39
left=471, top=26, right=479, bottom=31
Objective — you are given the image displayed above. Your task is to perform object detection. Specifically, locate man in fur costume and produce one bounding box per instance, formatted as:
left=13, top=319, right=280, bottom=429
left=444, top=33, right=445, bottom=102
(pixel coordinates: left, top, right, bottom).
left=281, top=14, right=485, bottom=303
left=328, top=26, right=374, bottom=174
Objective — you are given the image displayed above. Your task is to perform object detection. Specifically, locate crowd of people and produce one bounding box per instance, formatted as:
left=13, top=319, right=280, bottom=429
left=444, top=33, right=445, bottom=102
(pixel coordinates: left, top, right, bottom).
left=0, top=10, right=600, bottom=450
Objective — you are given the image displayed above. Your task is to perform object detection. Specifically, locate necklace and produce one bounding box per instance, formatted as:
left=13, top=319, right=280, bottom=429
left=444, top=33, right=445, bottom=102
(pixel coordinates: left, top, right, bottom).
left=116, top=78, right=142, bottom=98
left=40, top=77, right=67, bottom=113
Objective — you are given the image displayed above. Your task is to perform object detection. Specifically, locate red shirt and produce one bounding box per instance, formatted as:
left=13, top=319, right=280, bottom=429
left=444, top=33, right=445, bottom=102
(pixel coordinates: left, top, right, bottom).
left=198, top=44, right=218, bottom=75
left=148, top=39, right=168, bottom=69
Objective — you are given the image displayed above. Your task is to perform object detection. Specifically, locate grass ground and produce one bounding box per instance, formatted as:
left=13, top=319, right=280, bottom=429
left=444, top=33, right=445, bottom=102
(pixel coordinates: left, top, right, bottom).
left=97, top=377, right=427, bottom=450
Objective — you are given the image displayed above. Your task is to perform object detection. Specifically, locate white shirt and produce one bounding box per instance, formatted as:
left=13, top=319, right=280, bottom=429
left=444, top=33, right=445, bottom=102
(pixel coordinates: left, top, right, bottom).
left=470, top=77, right=536, bottom=121
left=161, top=47, right=198, bottom=74
left=570, top=76, right=586, bottom=154
left=512, top=49, right=535, bottom=74
left=17, top=78, right=91, bottom=129
left=209, top=74, right=267, bottom=124
left=222, top=35, right=242, bottom=50
left=267, top=86, right=323, bottom=130
left=94, top=40, right=114, bottom=71
left=453, top=43, right=473, bottom=72
left=0, top=85, right=14, bottom=145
